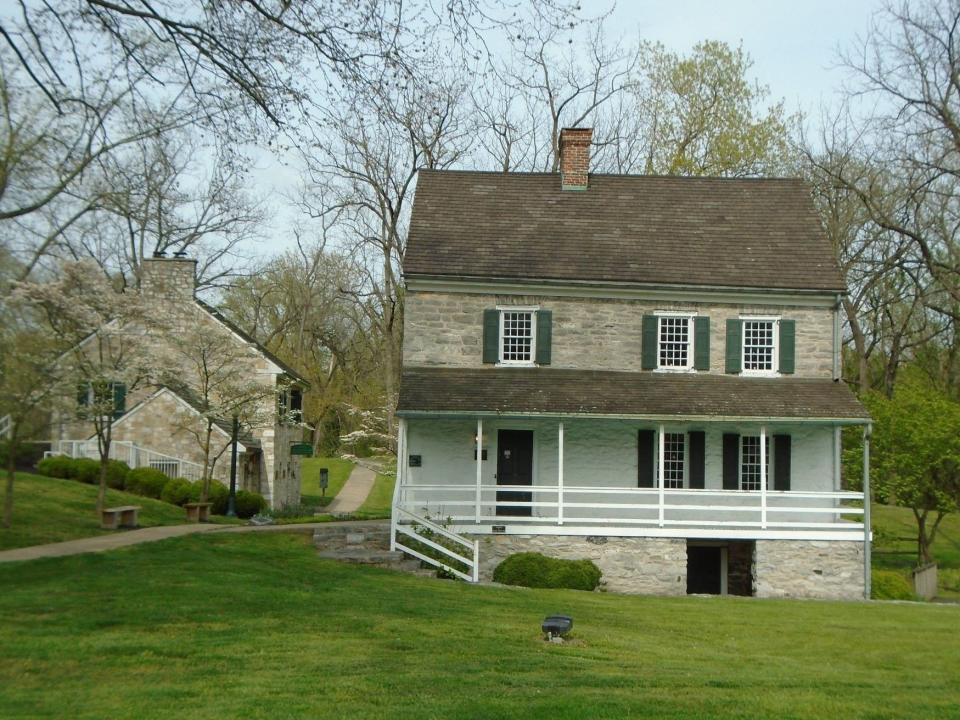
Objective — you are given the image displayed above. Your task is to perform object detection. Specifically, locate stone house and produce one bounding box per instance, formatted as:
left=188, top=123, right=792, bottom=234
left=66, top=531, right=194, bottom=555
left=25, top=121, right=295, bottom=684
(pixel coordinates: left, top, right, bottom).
left=390, top=127, right=873, bottom=599
left=50, top=256, right=308, bottom=508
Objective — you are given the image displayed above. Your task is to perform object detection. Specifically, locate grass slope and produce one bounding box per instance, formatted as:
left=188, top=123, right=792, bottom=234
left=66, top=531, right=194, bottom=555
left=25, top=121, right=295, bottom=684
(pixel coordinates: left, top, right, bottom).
left=300, top=456, right=355, bottom=506
left=354, top=471, right=395, bottom=518
left=1, top=533, right=958, bottom=720
left=0, top=473, right=238, bottom=551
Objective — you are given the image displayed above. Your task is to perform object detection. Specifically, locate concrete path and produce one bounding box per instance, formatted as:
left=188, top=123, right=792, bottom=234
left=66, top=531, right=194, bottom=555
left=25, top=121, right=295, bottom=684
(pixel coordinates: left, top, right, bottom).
left=324, top=463, right=376, bottom=515
left=0, top=520, right=388, bottom=564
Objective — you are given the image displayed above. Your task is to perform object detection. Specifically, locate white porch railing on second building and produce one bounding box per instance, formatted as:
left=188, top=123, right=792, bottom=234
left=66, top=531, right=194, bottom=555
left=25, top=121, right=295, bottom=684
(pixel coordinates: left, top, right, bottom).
left=397, top=483, right=865, bottom=536
left=51, top=440, right=204, bottom=481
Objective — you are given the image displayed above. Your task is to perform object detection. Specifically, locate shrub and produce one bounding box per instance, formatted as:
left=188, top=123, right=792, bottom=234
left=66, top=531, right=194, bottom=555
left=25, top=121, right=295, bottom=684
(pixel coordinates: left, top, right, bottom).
left=72, top=458, right=101, bottom=484
left=160, top=478, right=194, bottom=506
left=36, top=455, right=75, bottom=479
left=493, top=552, right=602, bottom=591
left=872, top=570, right=916, bottom=601
left=105, top=460, right=130, bottom=490
left=126, top=467, right=170, bottom=499
left=189, top=480, right=229, bottom=514
left=235, top=490, right=267, bottom=519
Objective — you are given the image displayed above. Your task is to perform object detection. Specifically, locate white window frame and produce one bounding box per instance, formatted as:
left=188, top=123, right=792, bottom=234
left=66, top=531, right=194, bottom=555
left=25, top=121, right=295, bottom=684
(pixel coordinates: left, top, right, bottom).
left=657, top=430, right=688, bottom=489
left=496, top=306, right=538, bottom=367
left=654, top=311, right=697, bottom=372
left=738, top=435, right=772, bottom=491
left=740, top=315, right=780, bottom=376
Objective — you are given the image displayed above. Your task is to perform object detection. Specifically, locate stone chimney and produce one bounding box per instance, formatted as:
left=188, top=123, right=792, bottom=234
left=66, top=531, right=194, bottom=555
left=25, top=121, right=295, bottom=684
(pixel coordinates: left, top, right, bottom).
left=559, top=127, right=593, bottom=190
left=140, top=254, right=197, bottom=307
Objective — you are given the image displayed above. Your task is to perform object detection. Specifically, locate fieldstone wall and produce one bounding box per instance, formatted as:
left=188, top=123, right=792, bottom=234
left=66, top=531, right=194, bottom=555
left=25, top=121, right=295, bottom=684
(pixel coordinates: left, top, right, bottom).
left=754, top=540, right=865, bottom=600
left=472, top=534, right=687, bottom=595
left=404, top=290, right=835, bottom=378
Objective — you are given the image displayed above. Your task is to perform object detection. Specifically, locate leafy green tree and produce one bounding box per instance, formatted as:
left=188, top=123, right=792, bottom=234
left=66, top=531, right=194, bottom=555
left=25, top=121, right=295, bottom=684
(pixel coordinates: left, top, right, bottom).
left=850, top=370, right=960, bottom=565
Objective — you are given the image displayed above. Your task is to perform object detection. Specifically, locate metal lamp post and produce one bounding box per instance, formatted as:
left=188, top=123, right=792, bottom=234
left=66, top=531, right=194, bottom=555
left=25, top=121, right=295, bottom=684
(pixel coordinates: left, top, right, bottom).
left=227, top=415, right=239, bottom=517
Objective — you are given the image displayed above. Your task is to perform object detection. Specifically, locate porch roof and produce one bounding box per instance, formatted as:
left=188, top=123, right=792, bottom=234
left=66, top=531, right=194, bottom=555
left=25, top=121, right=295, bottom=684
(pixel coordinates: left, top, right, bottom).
left=397, top=367, right=870, bottom=423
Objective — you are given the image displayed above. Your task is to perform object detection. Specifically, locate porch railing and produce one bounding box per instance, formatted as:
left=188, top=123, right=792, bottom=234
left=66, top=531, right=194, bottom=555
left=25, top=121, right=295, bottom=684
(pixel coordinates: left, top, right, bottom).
left=397, top=483, right=865, bottom=533
left=393, top=506, right=480, bottom=582
left=50, top=440, right=204, bottom=481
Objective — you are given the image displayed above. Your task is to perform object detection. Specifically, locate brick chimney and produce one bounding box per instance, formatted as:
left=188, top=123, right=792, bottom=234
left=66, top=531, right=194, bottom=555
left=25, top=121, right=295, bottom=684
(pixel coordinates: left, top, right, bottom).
left=559, top=127, right=593, bottom=190
left=140, top=255, right=197, bottom=306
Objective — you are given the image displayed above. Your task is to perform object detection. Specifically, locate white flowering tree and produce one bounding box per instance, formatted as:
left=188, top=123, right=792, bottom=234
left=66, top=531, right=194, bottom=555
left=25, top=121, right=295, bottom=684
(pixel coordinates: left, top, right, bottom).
left=14, top=261, right=155, bottom=511
left=155, top=318, right=290, bottom=503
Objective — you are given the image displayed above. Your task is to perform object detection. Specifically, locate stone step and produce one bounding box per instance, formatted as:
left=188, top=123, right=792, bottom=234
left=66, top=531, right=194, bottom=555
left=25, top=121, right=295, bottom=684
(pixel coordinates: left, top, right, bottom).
left=317, top=548, right=405, bottom=565
left=312, top=522, right=389, bottom=540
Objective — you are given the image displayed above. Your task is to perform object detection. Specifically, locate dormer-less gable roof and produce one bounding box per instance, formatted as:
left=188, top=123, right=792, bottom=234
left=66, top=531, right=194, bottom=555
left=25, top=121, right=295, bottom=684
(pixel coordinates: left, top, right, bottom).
left=405, top=170, right=846, bottom=293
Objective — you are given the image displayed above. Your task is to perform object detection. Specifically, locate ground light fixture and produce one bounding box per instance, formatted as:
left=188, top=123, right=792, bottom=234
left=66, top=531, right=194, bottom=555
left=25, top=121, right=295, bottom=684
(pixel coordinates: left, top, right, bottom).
left=542, top=615, right=573, bottom=643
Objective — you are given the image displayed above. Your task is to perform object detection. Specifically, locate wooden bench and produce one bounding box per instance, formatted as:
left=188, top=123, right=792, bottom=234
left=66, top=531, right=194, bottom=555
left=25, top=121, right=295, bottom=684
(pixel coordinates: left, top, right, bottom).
left=184, top=502, right=213, bottom=523
left=101, top=505, right=141, bottom=530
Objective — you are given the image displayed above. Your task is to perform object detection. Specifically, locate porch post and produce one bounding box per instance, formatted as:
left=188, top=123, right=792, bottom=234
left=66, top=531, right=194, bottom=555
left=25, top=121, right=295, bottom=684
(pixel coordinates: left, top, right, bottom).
left=834, top=425, right=842, bottom=491
left=475, top=417, right=483, bottom=524
left=391, top=418, right=407, bottom=552
left=557, top=421, right=564, bottom=526
left=863, top=425, right=872, bottom=600
left=760, top=424, right=767, bottom=529
left=657, top=424, right=665, bottom=527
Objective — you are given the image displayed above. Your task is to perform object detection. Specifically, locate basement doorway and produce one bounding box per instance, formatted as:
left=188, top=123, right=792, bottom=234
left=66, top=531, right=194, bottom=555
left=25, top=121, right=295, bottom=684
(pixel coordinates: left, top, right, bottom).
left=686, top=541, right=754, bottom=596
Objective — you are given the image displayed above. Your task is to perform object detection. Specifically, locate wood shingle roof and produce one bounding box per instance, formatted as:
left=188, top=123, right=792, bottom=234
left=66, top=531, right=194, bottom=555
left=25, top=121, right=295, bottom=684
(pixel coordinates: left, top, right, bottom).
left=405, top=170, right=846, bottom=293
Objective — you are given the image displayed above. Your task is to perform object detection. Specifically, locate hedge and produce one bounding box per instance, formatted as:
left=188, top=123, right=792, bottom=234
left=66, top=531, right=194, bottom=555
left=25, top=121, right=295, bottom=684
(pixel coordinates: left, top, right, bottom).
left=125, top=467, right=170, bottom=499
left=160, top=477, right=194, bottom=506
left=36, top=455, right=76, bottom=479
left=235, top=490, right=267, bottom=519
left=872, top=570, right=916, bottom=601
left=35, top=456, right=129, bottom=489
left=493, top=552, right=602, bottom=591
left=189, top=481, right=229, bottom=514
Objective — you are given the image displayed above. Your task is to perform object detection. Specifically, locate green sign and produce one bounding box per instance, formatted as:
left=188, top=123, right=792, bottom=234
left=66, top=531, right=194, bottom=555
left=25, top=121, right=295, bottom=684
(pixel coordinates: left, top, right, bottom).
left=290, top=443, right=314, bottom=457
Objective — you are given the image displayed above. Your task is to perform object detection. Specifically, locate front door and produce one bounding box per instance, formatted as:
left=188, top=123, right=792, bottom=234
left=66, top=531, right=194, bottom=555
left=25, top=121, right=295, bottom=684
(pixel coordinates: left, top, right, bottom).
left=496, top=430, right=534, bottom=517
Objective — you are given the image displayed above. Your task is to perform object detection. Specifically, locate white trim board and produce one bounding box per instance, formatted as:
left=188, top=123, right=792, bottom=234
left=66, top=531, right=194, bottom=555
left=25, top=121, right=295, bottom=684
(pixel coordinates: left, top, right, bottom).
left=452, top=524, right=870, bottom=542
left=406, top=277, right=840, bottom=307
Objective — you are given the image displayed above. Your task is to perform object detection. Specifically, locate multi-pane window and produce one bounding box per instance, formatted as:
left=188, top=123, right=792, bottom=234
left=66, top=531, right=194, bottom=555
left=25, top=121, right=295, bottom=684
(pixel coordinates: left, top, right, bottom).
left=658, top=316, right=692, bottom=369
left=740, top=436, right=771, bottom=491
left=500, top=311, right=535, bottom=364
left=662, top=432, right=686, bottom=488
left=742, top=320, right=776, bottom=372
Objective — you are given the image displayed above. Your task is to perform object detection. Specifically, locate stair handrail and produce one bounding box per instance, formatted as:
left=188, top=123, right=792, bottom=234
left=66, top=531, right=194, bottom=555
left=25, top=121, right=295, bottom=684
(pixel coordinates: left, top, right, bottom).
left=393, top=506, right=479, bottom=583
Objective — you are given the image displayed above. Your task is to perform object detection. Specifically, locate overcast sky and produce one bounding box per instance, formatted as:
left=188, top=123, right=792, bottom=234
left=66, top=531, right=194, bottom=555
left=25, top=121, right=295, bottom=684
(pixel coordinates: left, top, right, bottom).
left=252, top=0, right=882, bottom=252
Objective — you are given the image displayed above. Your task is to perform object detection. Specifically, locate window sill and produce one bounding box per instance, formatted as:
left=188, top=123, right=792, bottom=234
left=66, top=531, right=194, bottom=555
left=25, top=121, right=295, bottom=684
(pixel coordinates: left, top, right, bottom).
left=495, top=362, right=538, bottom=368
left=653, top=367, right=697, bottom=374
left=740, top=371, right=781, bottom=378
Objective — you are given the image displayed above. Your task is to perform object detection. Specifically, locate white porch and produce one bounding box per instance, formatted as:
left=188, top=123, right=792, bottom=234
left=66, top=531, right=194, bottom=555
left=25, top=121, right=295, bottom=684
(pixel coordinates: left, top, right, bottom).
left=393, top=415, right=870, bottom=542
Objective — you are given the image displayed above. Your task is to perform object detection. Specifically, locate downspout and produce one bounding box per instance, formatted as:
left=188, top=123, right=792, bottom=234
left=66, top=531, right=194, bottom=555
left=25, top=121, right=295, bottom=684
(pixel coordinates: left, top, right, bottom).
left=833, top=293, right=842, bottom=381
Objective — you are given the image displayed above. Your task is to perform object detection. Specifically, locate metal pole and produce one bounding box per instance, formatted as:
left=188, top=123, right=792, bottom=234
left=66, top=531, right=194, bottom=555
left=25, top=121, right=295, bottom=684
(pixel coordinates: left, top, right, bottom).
left=226, top=415, right=239, bottom=517
left=863, top=425, right=872, bottom=600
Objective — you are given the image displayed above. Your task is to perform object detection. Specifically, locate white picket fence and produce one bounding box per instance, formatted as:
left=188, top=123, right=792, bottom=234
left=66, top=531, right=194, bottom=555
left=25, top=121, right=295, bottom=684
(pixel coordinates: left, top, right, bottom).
left=50, top=439, right=204, bottom=481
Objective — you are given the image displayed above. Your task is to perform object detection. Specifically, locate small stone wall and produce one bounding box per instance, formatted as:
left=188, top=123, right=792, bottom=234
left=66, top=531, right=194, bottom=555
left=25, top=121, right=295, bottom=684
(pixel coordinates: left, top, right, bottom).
left=472, top=534, right=687, bottom=595
left=754, top=540, right=865, bottom=600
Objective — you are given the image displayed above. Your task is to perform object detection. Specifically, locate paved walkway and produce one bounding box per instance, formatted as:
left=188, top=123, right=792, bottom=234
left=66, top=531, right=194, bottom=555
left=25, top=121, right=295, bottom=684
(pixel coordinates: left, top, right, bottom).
left=324, top=463, right=377, bottom=515
left=0, top=520, right=384, bottom=564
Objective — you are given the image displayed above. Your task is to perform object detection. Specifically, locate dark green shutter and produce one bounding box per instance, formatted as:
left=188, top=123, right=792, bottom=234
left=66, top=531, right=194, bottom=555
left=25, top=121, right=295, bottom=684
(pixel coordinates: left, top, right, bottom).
left=688, top=431, right=705, bottom=489
left=77, top=383, right=90, bottom=406
left=774, top=435, right=792, bottom=491
left=779, top=319, right=796, bottom=374
left=725, top=319, right=742, bottom=374
left=111, top=382, right=126, bottom=419
left=535, top=310, right=552, bottom=365
left=637, top=430, right=655, bottom=487
left=482, top=309, right=499, bottom=364
left=694, top=317, right=710, bottom=371
left=641, top=315, right=658, bottom=370
left=722, top=433, right=740, bottom=490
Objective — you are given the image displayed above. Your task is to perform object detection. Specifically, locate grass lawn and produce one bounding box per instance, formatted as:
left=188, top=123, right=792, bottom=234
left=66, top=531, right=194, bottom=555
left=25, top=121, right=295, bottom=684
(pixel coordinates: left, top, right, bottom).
left=353, top=471, right=395, bottom=518
left=0, top=473, right=239, bottom=551
left=1, top=532, right=958, bottom=719
left=871, top=503, right=960, bottom=599
left=300, top=456, right=355, bottom=507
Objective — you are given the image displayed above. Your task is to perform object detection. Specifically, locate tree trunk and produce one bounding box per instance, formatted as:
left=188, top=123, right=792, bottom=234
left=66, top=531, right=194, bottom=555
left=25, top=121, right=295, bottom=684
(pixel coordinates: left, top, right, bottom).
left=96, top=420, right=112, bottom=513
left=916, top=511, right=933, bottom=565
left=843, top=297, right=869, bottom=393
left=201, top=421, right=214, bottom=503
left=3, top=429, right=17, bottom=529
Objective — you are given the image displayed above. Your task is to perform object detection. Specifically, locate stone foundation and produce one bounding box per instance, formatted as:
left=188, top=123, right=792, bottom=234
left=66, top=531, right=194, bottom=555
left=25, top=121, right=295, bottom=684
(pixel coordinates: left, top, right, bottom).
left=473, top=534, right=687, bottom=595
left=754, top=540, right=865, bottom=600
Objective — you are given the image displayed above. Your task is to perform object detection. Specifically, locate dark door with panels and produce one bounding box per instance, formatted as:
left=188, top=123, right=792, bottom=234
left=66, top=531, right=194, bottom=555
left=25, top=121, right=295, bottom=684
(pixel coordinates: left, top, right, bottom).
left=496, top=430, right=534, bottom=517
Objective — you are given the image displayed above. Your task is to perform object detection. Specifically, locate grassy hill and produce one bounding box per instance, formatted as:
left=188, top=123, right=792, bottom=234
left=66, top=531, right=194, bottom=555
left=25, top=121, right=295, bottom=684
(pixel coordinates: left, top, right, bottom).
left=0, top=473, right=238, bottom=551
left=1, top=532, right=958, bottom=719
